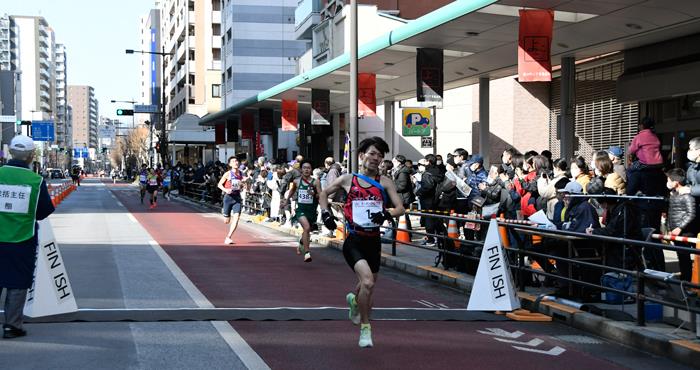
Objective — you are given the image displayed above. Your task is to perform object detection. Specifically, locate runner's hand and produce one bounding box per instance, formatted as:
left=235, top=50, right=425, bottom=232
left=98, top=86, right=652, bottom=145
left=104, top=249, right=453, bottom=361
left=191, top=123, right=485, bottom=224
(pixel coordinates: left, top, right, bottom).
left=370, top=210, right=392, bottom=225
left=322, top=209, right=337, bottom=230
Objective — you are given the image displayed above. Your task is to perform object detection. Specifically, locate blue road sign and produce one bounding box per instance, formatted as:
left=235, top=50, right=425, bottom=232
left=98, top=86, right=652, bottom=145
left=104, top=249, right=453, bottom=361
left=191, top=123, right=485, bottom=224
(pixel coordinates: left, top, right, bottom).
left=73, top=147, right=88, bottom=158
left=31, top=120, right=55, bottom=142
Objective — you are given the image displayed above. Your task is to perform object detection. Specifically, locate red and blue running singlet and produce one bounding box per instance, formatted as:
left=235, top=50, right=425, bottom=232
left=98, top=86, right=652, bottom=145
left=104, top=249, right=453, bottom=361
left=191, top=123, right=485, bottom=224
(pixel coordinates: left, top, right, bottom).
left=343, top=175, right=385, bottom=230
left=225, top=170, right=243, bottom=195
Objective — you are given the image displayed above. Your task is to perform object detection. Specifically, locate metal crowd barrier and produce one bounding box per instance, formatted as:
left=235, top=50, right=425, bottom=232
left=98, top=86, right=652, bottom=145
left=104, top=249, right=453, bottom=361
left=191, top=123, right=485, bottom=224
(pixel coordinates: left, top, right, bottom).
left=180, top=182, right=221, bottom=206
left=382, top=210, right=700, bottom=327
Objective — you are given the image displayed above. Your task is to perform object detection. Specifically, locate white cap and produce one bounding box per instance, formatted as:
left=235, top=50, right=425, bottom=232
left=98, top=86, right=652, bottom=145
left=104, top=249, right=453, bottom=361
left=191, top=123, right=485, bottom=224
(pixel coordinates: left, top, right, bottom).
left=9, top=135, right=35, bottom=152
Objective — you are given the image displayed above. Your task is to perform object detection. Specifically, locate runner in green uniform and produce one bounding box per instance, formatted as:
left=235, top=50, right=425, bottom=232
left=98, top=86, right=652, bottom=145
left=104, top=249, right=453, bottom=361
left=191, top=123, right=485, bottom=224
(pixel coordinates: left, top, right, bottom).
left=283, top=160, right=321, bottom=262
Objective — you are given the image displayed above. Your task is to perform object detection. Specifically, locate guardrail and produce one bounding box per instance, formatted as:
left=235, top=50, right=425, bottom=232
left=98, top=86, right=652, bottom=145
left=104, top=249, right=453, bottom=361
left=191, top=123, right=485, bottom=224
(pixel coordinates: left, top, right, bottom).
left=382, top=209, right=700, bottom=327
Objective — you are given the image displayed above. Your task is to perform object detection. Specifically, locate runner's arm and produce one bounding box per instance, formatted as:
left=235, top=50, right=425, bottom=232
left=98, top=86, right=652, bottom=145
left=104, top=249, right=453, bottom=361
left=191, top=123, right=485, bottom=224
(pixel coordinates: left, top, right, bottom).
left=319, top=174, right=350, bottom=210
left=381, top=176, right=405, bottom=217
left=217, top=172, right=231, bottom=194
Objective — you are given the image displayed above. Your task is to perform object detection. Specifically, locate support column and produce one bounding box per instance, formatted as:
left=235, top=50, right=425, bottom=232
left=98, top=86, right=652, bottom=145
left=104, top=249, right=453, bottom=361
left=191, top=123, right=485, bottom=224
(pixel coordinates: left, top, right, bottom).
left=333, top=113, right=340, bottom=162
left=349, top=0, right=358, bottom=172
left=560, top=57, right=576, bottom=161
left=479, top=77, right=490, bottom=167
left=383, top=101, right=395, bottom=157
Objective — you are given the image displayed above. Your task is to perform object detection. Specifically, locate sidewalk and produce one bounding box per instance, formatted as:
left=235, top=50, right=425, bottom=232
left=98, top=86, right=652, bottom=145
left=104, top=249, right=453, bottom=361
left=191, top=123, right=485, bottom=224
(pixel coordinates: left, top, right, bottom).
left=175, top=195, right=700, bottom=368
left=0, top=180, right=262, bottom=370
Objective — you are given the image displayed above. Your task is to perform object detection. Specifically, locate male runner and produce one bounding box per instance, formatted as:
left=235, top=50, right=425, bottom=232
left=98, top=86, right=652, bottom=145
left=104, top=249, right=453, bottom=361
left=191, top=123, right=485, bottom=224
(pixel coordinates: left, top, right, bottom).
left=138, top=164, right=148, bottom=204
left=161, top=165, right=172, bottom=201
left=146, top=168, right=160, bottom=209
left=282, top=160, right=321, bottom=262
left=217, top=156, right=245, bottom=245
left=319, top=137, right=405, bottom=348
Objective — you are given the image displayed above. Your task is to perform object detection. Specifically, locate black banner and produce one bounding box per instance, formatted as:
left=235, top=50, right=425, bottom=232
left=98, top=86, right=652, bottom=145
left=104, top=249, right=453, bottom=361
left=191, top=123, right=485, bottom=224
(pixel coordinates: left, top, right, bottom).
left=311, top=89, right=331, bottom=125
left=416, top=48, right=444, bottom=103
left=226, top=116, right=239, bottom=142
left=259, top=108, right=274, bottom=135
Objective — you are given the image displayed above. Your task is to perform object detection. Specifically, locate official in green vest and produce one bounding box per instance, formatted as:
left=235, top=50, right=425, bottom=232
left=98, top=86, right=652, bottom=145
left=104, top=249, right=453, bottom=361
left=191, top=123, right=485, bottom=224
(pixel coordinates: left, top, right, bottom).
left=0, top=135, right=55, bottom=339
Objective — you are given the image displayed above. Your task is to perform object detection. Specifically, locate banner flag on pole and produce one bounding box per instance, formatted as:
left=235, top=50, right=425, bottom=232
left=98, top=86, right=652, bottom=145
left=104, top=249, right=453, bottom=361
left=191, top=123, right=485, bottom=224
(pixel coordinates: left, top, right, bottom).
left=24, top=219, right=78, bottom=318
left=358, top=73, right=377, bottom=117
left=282, top=100, right=298, bottom=131
left=467, top=219, right=520, bottom=311
left=226, top=117, right=239, bottom=142
left=518, top=9, right=554, bottom=82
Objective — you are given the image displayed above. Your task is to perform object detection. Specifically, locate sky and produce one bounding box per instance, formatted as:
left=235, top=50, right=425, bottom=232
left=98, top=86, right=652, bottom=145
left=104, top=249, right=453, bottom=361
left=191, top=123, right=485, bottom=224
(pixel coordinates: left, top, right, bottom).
left=5, top=0, right=156, bottom=120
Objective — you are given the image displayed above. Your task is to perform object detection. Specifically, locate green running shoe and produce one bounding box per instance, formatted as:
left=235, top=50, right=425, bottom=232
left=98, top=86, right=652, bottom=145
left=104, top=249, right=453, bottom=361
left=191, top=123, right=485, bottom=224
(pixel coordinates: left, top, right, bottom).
left=346, top=292, right=360, bottom=325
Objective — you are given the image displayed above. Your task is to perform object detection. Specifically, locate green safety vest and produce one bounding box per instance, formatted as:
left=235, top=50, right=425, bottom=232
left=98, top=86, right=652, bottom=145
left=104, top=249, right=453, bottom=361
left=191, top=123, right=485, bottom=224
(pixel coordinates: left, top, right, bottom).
left=0, top=165, right=42, bottom=243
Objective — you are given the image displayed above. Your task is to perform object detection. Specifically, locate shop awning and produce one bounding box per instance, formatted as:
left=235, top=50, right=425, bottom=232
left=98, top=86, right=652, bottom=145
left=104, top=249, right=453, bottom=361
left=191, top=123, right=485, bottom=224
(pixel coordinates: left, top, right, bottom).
left=200, top=0, right=700, bottom=126
left=169, top=113, right=215, bottom=144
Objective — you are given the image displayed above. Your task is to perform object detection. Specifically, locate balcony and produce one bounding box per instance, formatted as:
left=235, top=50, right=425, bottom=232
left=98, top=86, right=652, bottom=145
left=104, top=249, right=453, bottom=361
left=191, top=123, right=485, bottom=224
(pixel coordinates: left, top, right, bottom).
left=212, top=36, right=221, bottom=49
left=295, top=0, right=322, bottom=40
left=212, top=10, right=221, bottom=24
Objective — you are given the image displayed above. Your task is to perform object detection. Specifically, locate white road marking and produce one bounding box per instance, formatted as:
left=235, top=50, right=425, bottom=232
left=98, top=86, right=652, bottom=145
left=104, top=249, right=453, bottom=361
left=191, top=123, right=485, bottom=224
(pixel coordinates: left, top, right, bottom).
left=494, top=337, right=544, bottom=347
left=477, top=328, right=524, bottom=339
left=116, top=201, right=124, bottom=207
left=127, top=214, right=138, bottom=223
left=512, top=346, right=566, bottom=356
left=146, top=240, right=270, bottom=369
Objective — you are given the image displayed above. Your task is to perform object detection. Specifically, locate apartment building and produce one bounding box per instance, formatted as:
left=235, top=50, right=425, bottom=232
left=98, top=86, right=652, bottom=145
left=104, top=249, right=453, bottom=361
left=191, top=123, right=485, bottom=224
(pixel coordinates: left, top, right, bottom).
left=68, top=85, right=99, bottom=149
left=139, top=8, right=161, bottom=128
left=13, top=16, right=54, bottom=122
left=54, top=43, right=70, bottom=148
left=0, top=14, right=20, bottom=71
left=158, top=0, right=222, bottom=123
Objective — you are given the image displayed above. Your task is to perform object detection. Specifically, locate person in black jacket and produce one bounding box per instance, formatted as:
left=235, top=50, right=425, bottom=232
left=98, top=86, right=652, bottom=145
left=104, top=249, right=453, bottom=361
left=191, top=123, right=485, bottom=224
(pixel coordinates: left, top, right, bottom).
left=392, top=155, right=414, bottom=231
left=415, top=154, right=444, bottom=246
left=666, top=168, right=696, bottom=280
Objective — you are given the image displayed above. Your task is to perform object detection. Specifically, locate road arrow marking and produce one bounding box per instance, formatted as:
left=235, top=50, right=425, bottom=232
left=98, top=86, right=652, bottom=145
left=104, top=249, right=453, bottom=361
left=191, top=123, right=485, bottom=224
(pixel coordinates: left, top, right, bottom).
left=494, top=337, right=544, bottom=347
left=477, top=328, right=524, bottom=339
left=512, top=345, right=566, bottom=356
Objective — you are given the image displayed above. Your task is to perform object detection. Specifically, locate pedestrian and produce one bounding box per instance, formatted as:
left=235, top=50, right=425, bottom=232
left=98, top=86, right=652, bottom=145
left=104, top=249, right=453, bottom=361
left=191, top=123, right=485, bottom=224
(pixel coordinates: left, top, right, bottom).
left=318, top=136, right=405, bottom=348
left=415, top=154, right=444, bottom=246
left=594, top=151, right=626, bottom=195
left=283, top=160, right=321, bottom=262
left=569, top=156, right=591, bottom=193
left=217, top=156, right=245, bottom=245
left=666, top=168, right=695, bottom=281
left=392, top=155, right=414, bottom=230
left=451, top=148, right=470, bottom=179
left=0, top=136, right=55, bottom=338
left=628, top=117, right=663, bottom=173
left=607, top=146, right=627, bottom=182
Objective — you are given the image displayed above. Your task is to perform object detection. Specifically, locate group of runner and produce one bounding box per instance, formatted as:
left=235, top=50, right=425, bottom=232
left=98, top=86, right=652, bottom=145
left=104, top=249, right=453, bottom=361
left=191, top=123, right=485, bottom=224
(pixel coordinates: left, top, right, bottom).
left=216, top=137, right=405, bottom=348
left=138, top=164, right=173, bottom=209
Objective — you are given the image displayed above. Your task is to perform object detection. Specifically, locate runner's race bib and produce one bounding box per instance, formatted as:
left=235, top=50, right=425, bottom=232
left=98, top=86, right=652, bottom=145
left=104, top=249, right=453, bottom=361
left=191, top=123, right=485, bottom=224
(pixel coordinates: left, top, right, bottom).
left=0, top=184, right=31, bottom=214
left=298, top=189, right=314, bottom=204
left=229, top=179, right=240, bottom=191
left=352, top=200, right=382, bottom=228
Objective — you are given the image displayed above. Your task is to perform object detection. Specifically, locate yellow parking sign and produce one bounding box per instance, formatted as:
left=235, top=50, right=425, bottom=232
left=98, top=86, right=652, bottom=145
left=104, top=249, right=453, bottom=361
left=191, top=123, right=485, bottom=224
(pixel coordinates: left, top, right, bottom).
left=402, top=108, right=432, bottom=137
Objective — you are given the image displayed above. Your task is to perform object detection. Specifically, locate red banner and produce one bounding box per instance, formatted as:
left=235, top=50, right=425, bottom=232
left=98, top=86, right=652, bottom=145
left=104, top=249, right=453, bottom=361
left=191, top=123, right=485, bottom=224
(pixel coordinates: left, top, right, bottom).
left=359, top=73, right=376, bottom=117
left=215, top=123, right=226, bottom=144
left=282, top=99, right=298, bottom=131
left=255, top=132, right=264, bottom=157
left=518, top=9, right=554, bottom=82
left=241, top=111, right=254, bottom=139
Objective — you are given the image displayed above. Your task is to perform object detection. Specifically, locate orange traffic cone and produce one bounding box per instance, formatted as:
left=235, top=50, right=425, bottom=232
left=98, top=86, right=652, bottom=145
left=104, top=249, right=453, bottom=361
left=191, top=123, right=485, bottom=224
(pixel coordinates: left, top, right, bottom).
left=447, top=216, right=460, bottom=249
left=396, top=216, right=410, bottom=244
left=498, top=213, right=511, bottom=248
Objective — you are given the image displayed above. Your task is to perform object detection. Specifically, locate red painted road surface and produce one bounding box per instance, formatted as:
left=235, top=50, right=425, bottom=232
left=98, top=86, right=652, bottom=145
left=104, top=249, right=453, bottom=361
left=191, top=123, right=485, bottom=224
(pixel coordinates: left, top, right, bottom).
left=108, top=183, right=651, bottom=370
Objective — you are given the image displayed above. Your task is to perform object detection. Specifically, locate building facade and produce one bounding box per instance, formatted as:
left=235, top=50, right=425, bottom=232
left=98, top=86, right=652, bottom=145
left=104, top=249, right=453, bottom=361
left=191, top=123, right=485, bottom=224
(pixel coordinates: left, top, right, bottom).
left=68, top=85, right=99, bottom=149
left=13, top=16, right=53, bottom=121
left=0, top=14, right=20, bottom=71
left=139, top=8, right=161, bottom=128
left=158, top=0, right=222, bottom=122
left=54, top=43, right=70, bottom=148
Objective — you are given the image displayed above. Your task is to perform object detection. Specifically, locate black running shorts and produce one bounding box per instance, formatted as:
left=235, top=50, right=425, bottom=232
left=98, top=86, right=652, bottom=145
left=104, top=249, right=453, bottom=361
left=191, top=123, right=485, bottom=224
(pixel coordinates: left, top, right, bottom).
left=342, top=233, right=381, bottom=273
left=222, top=193, right=242, bottom=217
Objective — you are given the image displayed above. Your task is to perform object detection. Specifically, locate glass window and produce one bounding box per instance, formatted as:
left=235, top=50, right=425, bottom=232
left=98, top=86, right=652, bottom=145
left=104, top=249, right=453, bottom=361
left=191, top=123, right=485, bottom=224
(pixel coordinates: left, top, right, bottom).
left=212, top=84, right=221, bottom=98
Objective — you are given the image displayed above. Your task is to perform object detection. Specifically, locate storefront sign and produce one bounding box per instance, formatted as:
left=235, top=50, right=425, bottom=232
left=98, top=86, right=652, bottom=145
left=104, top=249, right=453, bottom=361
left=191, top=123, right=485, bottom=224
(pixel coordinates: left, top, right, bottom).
left=402, top=108, right=432, bottom=137
left=259, top=109, right=273, bottom=135
left=421, top=137, right=433, bottom=148
left=215, top=123, right=226, bottom=144
left=359, top=73, right=377, bottom=117
left=241, top=111, right=254, bottom=140
left=416, top=48, right=444, bottom=103
left=227, top=117, right=239, bottom=142
left=518, top=9, right=554, bottom=82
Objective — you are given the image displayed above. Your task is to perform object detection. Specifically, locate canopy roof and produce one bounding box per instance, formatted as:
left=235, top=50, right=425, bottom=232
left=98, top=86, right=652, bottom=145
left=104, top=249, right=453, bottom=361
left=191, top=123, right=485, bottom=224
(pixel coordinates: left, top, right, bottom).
left=200, top=0, right=700, bottom=126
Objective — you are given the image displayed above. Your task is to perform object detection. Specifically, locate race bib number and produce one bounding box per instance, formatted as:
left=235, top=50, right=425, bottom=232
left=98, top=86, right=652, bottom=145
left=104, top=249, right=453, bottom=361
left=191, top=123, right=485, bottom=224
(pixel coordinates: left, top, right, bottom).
left=148, top=179, right=158, bottom=186
left=230, top=179, right=240, bottom=191
left=298, top=189, right=314, bottom=204
left=352, top=200, right=382, bottom=228
left=0, top=184, right=31, bottom=214
left=139, top=175, right=147, bottom=182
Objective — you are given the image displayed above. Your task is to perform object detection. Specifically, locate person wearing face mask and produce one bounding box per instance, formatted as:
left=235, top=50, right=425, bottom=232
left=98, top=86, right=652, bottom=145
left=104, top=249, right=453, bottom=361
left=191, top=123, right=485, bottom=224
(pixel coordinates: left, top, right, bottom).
left=466, top=155, right=488, bottom=208
left=392, top=155, right=414, bottom=231
left=569, top=156, right=591, bottom=193
left=435, top=154, right=446, bottom=175
left=537, top=158, right=570, bottom=219
left=594, top=151, right=626, bottom=195
left=415, top=155, right=445, bottom=246
left=666, top=168, right=695, bottom=281
left=682, top=137, right=700, bottom=198
left=452, top=148, right=470, bottom=180
left=500, top=148, right=517, bottom=180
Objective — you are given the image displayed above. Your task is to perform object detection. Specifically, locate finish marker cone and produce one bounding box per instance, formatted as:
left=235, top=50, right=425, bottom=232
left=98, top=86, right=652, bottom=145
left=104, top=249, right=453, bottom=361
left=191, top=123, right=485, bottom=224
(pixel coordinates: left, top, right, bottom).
left=447, top=216, right=460, bottom=249
left=396, top=217, right=410, bottom=244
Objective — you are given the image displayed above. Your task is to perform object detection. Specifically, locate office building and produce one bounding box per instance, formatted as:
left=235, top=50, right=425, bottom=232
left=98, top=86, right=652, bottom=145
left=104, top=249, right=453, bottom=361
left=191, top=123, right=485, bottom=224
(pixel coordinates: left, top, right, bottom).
left=68, top=85, right=99, bottom=149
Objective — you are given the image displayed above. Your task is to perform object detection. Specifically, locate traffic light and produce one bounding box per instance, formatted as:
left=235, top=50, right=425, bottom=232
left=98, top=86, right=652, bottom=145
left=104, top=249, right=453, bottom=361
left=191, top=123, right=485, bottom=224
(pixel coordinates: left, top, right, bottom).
left=116, top=109, right=134, bottom=116
left=101, top=147, right=108, bottom=154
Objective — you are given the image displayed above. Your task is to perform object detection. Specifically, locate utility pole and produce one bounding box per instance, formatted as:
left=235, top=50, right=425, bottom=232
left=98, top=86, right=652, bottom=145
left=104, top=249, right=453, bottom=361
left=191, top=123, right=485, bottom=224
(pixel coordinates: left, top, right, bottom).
left=349, top=0, right=358, bottom=172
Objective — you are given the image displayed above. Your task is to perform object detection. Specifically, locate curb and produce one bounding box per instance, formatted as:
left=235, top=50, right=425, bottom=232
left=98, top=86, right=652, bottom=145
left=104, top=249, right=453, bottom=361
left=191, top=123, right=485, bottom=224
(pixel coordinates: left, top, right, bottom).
left=172, top=195, right=699, bottom=367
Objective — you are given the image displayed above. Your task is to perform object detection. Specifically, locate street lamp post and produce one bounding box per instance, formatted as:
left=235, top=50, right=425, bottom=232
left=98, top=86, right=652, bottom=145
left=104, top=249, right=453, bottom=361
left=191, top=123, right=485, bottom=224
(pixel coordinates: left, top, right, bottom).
left=126, top=48, right=172, bottom=167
